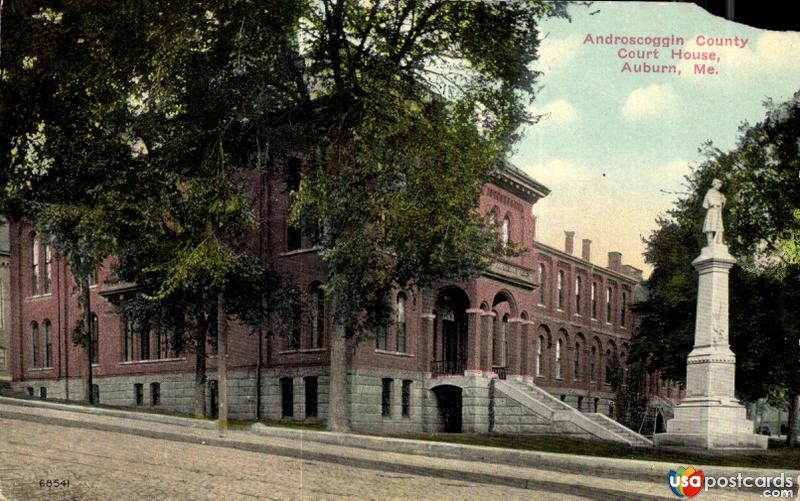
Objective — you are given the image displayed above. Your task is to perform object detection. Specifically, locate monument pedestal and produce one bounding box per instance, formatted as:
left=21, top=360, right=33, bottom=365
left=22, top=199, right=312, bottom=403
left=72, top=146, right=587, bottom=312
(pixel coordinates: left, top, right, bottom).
left=654, top=242, right=767, bottom=450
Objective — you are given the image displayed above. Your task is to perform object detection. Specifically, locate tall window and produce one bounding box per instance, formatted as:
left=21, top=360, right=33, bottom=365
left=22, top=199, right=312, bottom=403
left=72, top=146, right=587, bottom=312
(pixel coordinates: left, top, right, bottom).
left=30, top=233, right=39, bottom=296
left=395, top=292, right=407, bottom=352
left=555, top=339, right=562, bottom=379
left=289, top=301, right=301, bottom=350
left=140, top=328, right=150, bottom=361
left=591, top=282, right=597, bottom=319
left=123, top=317, right=134, bottom=361
left=43, top=320, right=52, bottom=368
left=150, top=382, right=161, bottom=406
left=42, top=238, right=52, bottom=294
left=574, top=342, right=581, bottom=381
left=501, top=314, right=509, bottom=367
left=91, top=314, right=99, bottom=364
left=590, top=346, right=597, bottom=381
left=305, top=376, right=318, bottom=418
left=310, top=285, right=324, bottom=349
left=536, top=336, right=543, bottom=376
left=605, top=349, right=612, bottom=384
left=575, top=276, right=582, bottom=315
left=286, top=159, right=302, bottom=251
left=621, top=292, right=627, bottom=327
left=376, top=325, right=387, bottom=350
left=605, top=287, right=612, bottom=322
left=30, top=321, right=39, bottom=368
left=401, top=380, right=412, bottom=417
left=501, top=215, right=510, bottom=247
left=557, top=270, right=565, bottom=310
left=381, top=378, right=393, bottom=417
left=280, top=377, right=294, bottom=418
left=537, top=264, right=546, bottom=305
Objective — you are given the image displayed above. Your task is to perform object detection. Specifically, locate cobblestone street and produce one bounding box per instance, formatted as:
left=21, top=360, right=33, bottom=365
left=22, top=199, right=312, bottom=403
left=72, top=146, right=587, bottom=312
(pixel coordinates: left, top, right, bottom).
left=0, top=415, right=582, bottom=501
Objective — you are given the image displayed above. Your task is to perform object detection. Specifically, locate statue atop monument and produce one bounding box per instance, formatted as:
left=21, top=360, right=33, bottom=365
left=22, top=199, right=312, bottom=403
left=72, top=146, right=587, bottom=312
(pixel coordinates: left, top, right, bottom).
left=702, top=178, right=726, bottom=246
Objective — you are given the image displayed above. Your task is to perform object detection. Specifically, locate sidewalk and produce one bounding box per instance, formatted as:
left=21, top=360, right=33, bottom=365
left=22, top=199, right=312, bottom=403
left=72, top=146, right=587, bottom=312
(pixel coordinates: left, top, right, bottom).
left=0, top=396, right=794, bottom=499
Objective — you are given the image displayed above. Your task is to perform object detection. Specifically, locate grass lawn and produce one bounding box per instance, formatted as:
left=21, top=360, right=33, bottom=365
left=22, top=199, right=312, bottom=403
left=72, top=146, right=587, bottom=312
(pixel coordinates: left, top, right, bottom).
left=388, top=432, right=800, bottom=470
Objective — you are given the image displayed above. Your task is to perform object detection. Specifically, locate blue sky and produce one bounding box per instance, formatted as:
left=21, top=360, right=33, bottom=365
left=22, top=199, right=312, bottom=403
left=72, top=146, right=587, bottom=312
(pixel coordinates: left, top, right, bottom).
left=512, top=2, right=800, bottom=274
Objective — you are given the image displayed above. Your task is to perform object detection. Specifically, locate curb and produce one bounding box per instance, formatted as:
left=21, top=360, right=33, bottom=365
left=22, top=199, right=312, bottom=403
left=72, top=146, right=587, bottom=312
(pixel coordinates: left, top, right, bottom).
left=0, top=395, right=217, bottom=431
left=248, top=423, right=800, bottom=487
left=2, top=395, right=797, bottom=493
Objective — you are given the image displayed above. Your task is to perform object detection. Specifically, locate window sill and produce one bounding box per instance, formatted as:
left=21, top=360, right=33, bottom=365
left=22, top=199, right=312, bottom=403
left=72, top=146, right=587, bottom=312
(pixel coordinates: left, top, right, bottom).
left=28, top=367, right=53, bottom=372
left=375, top=349, right=414, bottom=358
left=25, top=293, right=53, bottom=302
left=279, top=348, right=326, bottom=355
left=120, top=357, right=187, bottom=365
left=537, top=303, right=546, bottom=308
left=279, top=246, right=322, bottom=257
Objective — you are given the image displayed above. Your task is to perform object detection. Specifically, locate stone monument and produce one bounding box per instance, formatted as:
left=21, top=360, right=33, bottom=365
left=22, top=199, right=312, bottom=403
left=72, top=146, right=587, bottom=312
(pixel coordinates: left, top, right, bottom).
left=654, top=179, right=768, bottom=450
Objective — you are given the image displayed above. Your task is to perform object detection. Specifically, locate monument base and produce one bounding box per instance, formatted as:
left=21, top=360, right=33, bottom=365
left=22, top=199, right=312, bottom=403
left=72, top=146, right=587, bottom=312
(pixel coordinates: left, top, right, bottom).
left=654, top=398, right=768, bottom=450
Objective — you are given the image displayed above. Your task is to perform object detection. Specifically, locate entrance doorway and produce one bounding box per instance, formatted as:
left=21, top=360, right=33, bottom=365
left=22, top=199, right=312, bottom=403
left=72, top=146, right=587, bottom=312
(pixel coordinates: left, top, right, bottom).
left=432, top=385, right=462, bottom=433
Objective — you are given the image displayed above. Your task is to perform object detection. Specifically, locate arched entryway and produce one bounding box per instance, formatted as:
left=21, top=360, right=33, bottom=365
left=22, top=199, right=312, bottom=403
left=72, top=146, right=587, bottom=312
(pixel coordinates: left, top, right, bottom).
left=432, top=384, right=463, bottom=433
left=655, top=411, right=666, bottom=434
left=431, top=287, right=470, bottom=376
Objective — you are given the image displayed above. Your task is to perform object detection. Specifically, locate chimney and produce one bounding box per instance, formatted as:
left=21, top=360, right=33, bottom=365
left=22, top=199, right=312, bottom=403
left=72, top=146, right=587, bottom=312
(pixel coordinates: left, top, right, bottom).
left=581, top=239, right=591, bottom=261
left=564, top=231, right=575, bottom=255
left=608, top=251, right=622, bottom=272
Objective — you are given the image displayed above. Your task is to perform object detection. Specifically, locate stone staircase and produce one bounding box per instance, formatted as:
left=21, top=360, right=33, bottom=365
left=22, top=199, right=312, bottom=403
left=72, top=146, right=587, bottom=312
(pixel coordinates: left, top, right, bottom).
left=496, top=379, right=653, bottom=447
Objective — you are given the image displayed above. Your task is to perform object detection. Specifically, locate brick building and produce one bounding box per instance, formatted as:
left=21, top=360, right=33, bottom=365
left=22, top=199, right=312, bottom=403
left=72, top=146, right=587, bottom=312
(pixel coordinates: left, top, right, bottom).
left=0, top=220, right=9, bottom=381
left=5, top=163, right=677, bottom=443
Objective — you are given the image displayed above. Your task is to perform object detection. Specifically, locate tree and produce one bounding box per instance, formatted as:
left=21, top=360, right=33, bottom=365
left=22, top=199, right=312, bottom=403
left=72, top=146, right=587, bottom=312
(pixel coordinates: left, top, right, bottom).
left=1, top=2, right=154, bottom=403
left=1, top=1, right=299, bottom=415
left=273, top=0, right=568, bottom=431
left=632, top=91, right=800, bottom=446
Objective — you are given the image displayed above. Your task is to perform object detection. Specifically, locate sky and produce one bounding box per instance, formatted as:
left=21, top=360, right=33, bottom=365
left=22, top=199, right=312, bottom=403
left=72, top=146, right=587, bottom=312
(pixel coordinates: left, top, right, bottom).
left=511, top=2, right=800, bottom=275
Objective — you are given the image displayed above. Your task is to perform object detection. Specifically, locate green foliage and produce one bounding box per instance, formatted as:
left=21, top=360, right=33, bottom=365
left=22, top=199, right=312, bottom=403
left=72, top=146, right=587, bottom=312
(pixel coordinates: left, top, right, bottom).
left=280, top=0, right=566, bottom=338
left=632, top=91, right=800, bottom=404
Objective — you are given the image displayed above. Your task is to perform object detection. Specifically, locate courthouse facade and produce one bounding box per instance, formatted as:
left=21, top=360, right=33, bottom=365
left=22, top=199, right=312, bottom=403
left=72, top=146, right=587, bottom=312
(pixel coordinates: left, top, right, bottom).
left=4, top=163, right=677, bottom=440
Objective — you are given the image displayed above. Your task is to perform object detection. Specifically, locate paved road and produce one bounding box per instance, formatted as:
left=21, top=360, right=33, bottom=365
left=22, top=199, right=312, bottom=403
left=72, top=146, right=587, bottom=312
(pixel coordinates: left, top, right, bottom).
left=0, top=415, right=588, bottom=501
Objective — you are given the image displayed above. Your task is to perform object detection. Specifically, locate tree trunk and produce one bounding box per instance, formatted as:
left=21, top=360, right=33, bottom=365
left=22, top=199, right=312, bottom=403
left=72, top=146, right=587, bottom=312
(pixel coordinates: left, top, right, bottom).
left=787, top=390, right=799, bottom=448
left=81, top=278, right=93, bottom=405
left=327, top=323, right=350, bottom=432
left=217, top=290, right=228, bottom=436
left=256, top=329, right=263, bottom=421
left=193, top=312, right=208, bottom=418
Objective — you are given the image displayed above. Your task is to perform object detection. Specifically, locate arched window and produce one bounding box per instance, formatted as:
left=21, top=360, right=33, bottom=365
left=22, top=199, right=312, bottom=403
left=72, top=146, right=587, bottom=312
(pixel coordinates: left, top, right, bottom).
left=536, top=336, right=543, bottom=376
left=605, top=287, right=612, bottom=322
left=42, top=237, right=52, bottom=294
left=43, top=320, right=52, bottom=368
left=91, top=314, right=99, bottom=365
left=575, top=276, right=582, bottom=315
left=501, top=215, right=510, bottom=247
left=621, top=292, right=627, bottom=327
left=555, top=338, right=562, bottom=379
left=590, top=346, right=597, bottom=381
left=310, top=284, right=325, bottom=349
left=557, top=270, right=565, bottom=310
left=396, top=292, right=407, bottom=353
left=537, top=264, right=546, bottom=305
left=30, top=321, right=39, bottom=368
left=30, top=233, right=39, bottom=296
left=605, top=349, right=612, bottom=384
left=591, top=282, right=597, bottom=319
left=574, top=342, right=581, bottom=381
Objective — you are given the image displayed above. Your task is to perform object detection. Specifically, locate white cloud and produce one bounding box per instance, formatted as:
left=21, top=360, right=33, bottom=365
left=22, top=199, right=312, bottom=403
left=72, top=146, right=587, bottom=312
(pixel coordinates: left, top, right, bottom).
left=534, top=33, right=582, bottom=73
left=622, top=84, right=680, bottom=121
left=527, top=99, right=578, bottom=128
